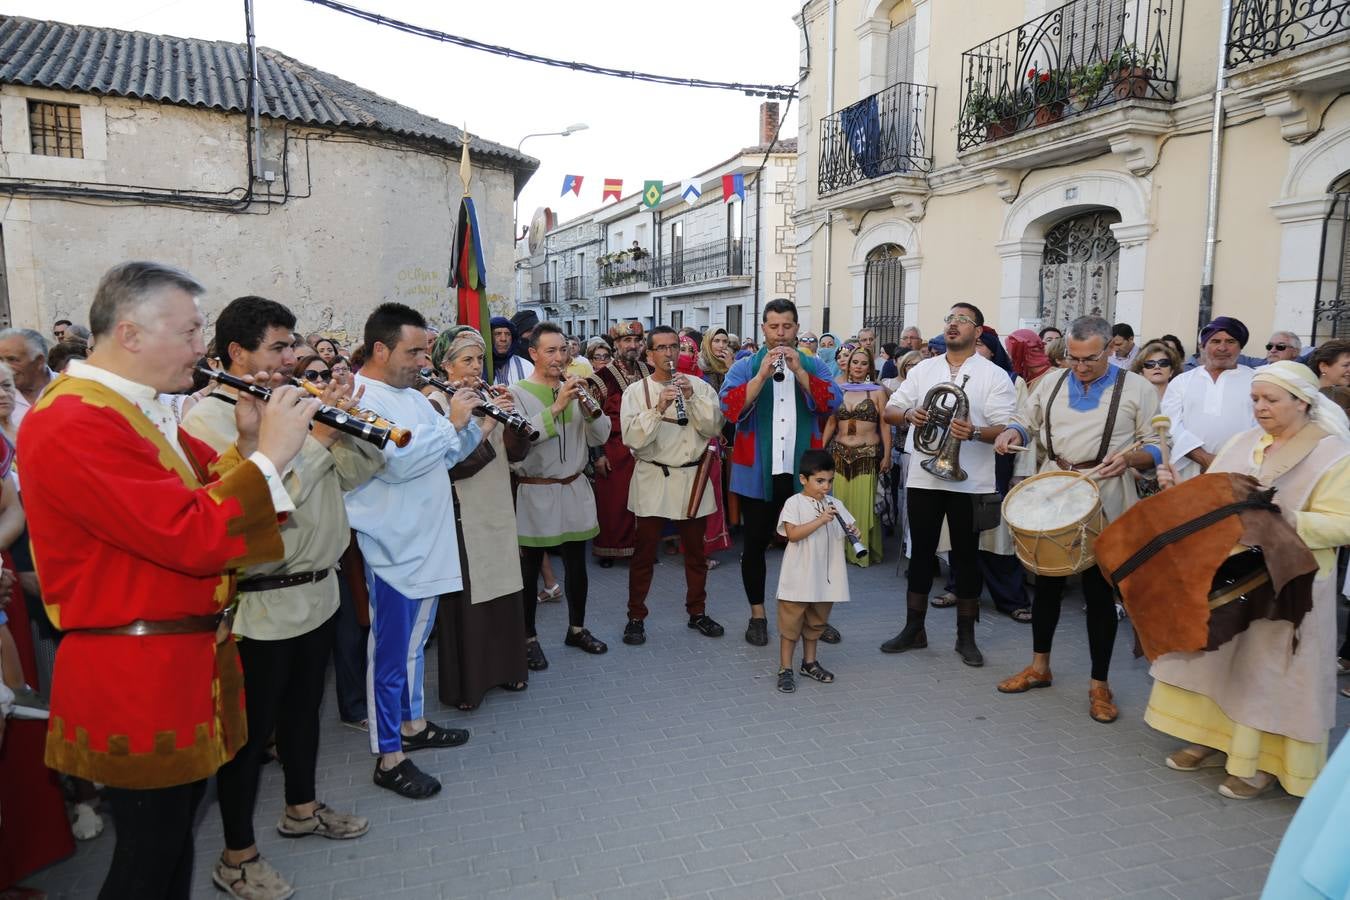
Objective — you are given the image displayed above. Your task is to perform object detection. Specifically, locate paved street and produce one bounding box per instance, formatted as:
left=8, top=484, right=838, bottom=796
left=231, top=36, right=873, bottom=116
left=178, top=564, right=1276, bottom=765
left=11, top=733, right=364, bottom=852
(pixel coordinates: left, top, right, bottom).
left=27, top=537, right=1338, bottom=899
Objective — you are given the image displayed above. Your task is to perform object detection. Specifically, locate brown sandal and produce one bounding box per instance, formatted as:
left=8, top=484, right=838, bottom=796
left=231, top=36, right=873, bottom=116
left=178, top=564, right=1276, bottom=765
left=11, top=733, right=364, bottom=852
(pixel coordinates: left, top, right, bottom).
left=997, top=665, right=1053, bottom=694
left=1088, top=685, right=1118, bottom=723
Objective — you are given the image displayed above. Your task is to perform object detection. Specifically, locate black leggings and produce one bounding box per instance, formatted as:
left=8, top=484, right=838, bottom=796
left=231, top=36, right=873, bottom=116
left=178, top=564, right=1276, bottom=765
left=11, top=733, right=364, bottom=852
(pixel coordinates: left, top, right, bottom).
left=737, top=474, right=796, bottom=608
left=905, top=488, right=982, bottom=599
left=1032, top=564, right=1118, bottom=682
left=100, top=780, right=206, bottom=900
left=521, top=541, right=588, bottom=637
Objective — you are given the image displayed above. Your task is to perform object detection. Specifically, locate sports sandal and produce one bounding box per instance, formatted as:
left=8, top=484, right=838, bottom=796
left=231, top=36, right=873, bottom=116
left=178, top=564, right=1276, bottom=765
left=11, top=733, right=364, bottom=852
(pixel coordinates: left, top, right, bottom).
left=212, top=853, right=294, bottom=900
left=819, top=624, right=842, bottom=644
left=525, top=639, right=549, bottom=671
left=401, top=721, right=470, bottom=752
left=373, top=758, right=441, bottom=799
left=688, top=615, right=725, bottom=637
left=563, top=628, right=608, bottom=654
left=276, top=803, right=369, bottom=840
left=799, top=661, right=835, bottom=683
left=776, top=667, right=795, bottom=693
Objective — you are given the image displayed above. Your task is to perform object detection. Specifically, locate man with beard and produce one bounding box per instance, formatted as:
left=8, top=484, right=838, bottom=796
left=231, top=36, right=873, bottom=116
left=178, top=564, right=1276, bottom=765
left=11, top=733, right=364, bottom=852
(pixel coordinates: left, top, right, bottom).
left=720, top=299, right=843, bottom=646
left=586, top=321, right=652, bottom=568
left=881, top=303, right=1016, bottom=668
left=1162, top=316, right=1258, bottom=481
left=489, top=316, right=534, bottom=386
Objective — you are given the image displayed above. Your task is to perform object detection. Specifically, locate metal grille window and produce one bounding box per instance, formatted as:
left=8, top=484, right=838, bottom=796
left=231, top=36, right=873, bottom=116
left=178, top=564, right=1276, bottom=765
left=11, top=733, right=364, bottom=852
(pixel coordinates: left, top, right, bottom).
left=1039, top=211, right=1121, bottom=331
left=28, top=101, right=84, bottom=158
left=863, top=244, right=906, bottom=347
left=1316, top=190, right=1350, bottom=342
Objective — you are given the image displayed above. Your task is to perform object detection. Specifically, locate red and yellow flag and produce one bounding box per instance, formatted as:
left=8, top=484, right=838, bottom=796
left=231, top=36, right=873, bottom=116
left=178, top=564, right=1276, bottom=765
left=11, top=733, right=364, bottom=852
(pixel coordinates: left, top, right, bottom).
left=602, top=178, right=623, bottom=202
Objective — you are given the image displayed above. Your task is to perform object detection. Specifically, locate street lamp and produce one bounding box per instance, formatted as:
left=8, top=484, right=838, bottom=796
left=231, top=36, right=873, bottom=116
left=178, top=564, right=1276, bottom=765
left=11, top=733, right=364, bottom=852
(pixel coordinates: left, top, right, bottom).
left=513, top=123, right=590, bottom=309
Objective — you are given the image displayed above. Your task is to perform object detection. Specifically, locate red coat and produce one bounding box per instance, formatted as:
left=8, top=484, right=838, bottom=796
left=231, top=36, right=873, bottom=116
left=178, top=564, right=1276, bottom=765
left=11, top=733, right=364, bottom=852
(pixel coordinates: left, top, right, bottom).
left=19, top=375, right=285, bottom=789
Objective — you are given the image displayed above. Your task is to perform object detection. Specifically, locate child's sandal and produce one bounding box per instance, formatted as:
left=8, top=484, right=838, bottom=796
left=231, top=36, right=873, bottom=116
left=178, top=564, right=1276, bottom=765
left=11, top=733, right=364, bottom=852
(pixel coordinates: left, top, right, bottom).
left=776, top=667, right=796, bottom=693
left=800, top=661, right=835, bottom=683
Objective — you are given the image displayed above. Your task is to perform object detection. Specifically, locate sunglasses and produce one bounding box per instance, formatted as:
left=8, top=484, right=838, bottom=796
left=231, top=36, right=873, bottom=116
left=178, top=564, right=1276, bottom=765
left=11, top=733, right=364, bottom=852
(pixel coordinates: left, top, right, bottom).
left=1140, top=359, right=1172, bottom=370
left=1265, top=343, right=1290, bottom=352
left=801, top=338, right=818, bottom=344
left=303, top=369, right=332, bottom=382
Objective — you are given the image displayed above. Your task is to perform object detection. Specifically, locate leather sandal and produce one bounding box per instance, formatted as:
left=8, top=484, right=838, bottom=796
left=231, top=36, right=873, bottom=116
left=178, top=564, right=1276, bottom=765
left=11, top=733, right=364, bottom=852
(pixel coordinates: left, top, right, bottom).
left=996, top=665, right=1052, bottom=694
left=563, top=628, right=608, bottom=654
left=1165, top=746, right=1226, bottom=772
left=401, top=721, right=470, bottom=752
left=1088, top=685, right=1119, bottom=723
left=372, top=759, right=441, bottom=799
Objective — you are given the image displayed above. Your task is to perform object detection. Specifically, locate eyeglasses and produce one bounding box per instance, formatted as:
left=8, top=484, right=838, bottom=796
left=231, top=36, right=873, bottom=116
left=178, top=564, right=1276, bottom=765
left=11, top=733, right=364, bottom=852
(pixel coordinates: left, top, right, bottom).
left=303, top=369, right=332, bottom=382
left=1265, top=343, right=1290, bottom=352
left=1065, top=350, right=1108, bottom=366
left=1140, top=359, right=1172, bottom=370
left=591, top=353, right=611, bottom=361
left=943, top=314, right=977, bottom=326
left=650, top=343, right=680, bottom=354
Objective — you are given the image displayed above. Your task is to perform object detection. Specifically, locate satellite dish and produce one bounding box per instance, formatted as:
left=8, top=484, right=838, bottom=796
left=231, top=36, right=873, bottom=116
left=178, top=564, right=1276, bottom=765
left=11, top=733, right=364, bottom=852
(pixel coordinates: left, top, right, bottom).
left=527, top=207, right=556, bottom=255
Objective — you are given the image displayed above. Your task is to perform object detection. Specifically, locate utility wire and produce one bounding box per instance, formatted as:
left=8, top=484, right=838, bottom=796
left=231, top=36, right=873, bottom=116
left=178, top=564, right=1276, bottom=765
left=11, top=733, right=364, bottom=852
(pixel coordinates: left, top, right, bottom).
left=301, top=0, right=798, bottom=99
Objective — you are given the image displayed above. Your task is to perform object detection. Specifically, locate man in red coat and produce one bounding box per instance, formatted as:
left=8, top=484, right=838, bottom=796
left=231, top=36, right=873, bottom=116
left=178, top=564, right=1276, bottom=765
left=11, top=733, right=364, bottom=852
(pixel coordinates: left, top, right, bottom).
left=20, top=261, right=318, bottom=900
left=587, top=321, right=651, bottom=567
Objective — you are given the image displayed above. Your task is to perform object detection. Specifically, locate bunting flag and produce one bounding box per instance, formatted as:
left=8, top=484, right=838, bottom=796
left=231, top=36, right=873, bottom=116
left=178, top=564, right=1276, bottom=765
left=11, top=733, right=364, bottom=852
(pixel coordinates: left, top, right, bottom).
left=681, top=178, right=702, bottom=205
left=602, top=178, right=624, bottom=202
left=722, top=172, right=745, bottom=202
left=449, top=197, right=492, bottom=380
left=561, top=174, right=584, bottom=197
left=642, top=180, right=664, bottom=209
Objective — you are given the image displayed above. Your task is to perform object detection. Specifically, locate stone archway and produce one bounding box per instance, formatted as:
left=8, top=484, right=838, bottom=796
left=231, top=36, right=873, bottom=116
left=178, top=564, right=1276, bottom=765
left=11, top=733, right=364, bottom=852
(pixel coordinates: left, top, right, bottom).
left=849, top=218, right=921, bottom=338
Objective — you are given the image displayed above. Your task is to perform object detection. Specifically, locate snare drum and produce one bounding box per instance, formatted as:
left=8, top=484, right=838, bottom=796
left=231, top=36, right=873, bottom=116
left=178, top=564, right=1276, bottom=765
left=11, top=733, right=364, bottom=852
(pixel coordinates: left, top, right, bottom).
left=1001, top=470, right=1106, bottom=576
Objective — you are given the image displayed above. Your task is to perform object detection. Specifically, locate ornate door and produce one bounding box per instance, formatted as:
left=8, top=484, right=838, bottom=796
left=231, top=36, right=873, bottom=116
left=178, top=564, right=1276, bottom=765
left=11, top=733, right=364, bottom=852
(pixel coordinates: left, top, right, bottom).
left=863, top=243, right=906, bottom=346
left=1039, top=211, right=1121, bottom=331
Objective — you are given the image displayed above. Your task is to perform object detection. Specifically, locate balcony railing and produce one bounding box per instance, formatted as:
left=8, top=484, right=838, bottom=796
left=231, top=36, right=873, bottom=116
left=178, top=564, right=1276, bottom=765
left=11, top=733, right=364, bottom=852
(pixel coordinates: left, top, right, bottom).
left=599, top=253, right=651, bottom=288
left=564, top=275, right=584, bottom=300
left=536, top=282, right=553, bottom=303
left=653, top=237, right=753, bottom=288
left=818, top=81, right=935, bottom=194
left=1227, top=0, right=1350, bottom=67
left=957, top=0, right=1183, bottom=151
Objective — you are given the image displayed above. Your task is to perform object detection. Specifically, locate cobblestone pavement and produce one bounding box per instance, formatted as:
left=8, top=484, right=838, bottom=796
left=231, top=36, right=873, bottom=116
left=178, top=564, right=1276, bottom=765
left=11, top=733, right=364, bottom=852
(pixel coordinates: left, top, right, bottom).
left=27, top=538, right=1342, bottom=899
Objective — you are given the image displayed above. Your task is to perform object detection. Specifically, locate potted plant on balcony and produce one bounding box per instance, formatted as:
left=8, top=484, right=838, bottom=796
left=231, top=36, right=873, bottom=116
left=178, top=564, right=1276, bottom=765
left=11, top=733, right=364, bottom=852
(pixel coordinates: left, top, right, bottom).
left=1070, top=60, right=1110, bottom=110
left=1026, top=67, right=1071, bottom=127
left=1108, top=44, right=1159, bottom=100
left=964, top=85, right=1021, bottom=142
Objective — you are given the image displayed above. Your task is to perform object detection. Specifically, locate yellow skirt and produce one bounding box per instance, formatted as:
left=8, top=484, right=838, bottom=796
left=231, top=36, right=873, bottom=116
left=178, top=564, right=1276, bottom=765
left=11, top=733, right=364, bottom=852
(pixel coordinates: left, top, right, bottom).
left=1144, top=681, right=1327, bottom=797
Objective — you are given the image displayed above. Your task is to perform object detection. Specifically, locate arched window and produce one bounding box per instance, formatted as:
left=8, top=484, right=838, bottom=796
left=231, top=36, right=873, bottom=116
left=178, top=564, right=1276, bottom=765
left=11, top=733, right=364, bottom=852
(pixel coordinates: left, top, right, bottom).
left=1039, top=210, right=1121, bottom=331
left=1316, top=173, right=1350, bottom=342
left=863, top=243, right=905, bottom=346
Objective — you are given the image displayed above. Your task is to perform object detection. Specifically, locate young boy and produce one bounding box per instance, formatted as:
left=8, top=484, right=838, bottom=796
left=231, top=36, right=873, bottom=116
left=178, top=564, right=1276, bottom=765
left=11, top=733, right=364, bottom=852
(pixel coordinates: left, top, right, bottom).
left=774, top=449, right=858, bottom=693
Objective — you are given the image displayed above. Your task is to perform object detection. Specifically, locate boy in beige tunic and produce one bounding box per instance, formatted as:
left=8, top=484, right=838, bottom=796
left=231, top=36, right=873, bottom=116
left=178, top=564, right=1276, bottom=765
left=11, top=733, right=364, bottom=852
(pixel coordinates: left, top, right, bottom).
left=994, top=315, right=1162, bottom=724
left=619, top=326, right=726, bottom=646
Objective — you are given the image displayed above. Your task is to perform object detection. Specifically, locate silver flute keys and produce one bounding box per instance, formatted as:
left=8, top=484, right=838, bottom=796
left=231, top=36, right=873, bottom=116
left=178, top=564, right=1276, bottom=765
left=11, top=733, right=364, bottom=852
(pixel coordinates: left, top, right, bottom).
left=668, top=361, right=689, bottom=426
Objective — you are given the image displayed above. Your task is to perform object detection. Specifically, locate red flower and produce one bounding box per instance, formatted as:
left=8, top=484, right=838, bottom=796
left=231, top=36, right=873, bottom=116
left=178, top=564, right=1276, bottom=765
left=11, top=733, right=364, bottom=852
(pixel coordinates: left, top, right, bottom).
left=1039, top=72, right=1051, bottom=83
left=1027, top=68, right=1037, bottom=80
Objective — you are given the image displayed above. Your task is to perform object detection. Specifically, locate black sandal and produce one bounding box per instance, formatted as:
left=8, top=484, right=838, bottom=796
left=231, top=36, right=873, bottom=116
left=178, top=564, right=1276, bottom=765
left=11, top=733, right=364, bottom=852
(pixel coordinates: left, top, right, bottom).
left=563, top=628, right=608, bottom=654
left=498, top=681, right=528, bottom=692
left=819, top=624, right=842, bottom=644
left=776, top=667, right=796, bottom=693
left=373, top=759, right=441, bottom=799
left=800, top=661, right=835, bottom=683
left=400, top=721, right=470, bottom=752
left=1009, top=607, right=1033, bottom=623
left=525, top=640, right=549, bottom=671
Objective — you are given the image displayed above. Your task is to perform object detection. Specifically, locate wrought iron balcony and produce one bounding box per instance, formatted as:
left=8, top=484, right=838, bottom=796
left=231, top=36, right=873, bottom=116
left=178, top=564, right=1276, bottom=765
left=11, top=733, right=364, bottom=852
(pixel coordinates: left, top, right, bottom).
left=653, top=237, right=754, bottom=289
left=957, top=0, right=1183, bottom=152
left=599, top=252, right=652, bottom=289
left=818, top=82, right=935, bottom=195
left=564, top=275, right=584, bottom=300
left=536, top=282, right=553, bottom=303
left=1227, top=0, right=1350, bottom=67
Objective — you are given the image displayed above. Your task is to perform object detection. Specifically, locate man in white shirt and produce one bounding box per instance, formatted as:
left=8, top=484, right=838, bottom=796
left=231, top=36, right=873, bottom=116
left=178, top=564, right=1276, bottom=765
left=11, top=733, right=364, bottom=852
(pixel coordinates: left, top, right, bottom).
left=882, top=303, right=1016, bottom=667
left=1108, top=323, right=1139, bottom=367
left=344, top=302, right=483, bottom=800
left=0, top=327, right=56, bottom=427
left=1162, top=316, right=1258, bottom=481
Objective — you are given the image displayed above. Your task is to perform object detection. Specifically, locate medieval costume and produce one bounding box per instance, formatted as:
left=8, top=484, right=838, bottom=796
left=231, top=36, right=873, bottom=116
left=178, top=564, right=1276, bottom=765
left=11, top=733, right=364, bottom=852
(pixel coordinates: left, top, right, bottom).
left=826, top=387, right=886, bottom=566
left=21, top=362, right=292, bottom=898
left=586, top=321, right=652, bottom=563
left=489, top=315, right=534, bottom=386
left=698, top=328, right=735, bottom=546
left=1162, top=316, right=1258, bottom=481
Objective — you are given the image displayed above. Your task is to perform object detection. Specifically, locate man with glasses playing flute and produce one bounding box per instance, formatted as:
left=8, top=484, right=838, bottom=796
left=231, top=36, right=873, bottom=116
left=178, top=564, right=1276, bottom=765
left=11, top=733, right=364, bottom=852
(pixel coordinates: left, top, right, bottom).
left=619, top=326, right=727, bottom=647
left=182, top=295, right=386, bottom=899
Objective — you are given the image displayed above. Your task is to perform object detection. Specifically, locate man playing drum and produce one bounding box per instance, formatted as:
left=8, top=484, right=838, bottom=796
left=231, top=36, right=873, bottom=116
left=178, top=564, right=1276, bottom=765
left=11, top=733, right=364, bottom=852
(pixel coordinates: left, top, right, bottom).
left=993, top=315, right=1163, bottom=723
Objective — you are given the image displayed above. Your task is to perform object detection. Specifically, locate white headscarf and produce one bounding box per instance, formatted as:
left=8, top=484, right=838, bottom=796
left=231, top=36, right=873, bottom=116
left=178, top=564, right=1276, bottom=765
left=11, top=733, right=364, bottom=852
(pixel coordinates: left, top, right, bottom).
left=1251, top=360, right=1350, bottom=440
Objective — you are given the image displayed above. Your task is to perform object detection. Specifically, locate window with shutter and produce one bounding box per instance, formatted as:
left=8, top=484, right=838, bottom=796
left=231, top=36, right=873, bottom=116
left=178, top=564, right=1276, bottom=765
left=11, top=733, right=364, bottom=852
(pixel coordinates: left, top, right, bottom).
left=885, top=17, right=916, bottom=87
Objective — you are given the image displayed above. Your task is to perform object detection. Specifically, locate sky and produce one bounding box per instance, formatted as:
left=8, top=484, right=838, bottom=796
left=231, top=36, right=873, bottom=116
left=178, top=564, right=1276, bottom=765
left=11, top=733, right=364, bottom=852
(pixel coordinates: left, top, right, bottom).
left=12, top=0, right=803, bottom=231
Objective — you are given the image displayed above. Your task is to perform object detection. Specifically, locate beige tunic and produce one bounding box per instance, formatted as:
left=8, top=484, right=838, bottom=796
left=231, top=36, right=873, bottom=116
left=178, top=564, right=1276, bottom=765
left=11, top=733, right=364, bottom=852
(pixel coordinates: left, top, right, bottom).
left=454, top=425, right=524, bottom=603
left=775, top=494, right=855, bottom=605
left=508, top=379, right=611, bottom=546
left=1013, top=368, right=1161, bottom=523
left=981, top=375, right=1037, bottom=555
left=1149, top=425, right=1350, bottom=743
left=620, top=374, right=724, bottom=520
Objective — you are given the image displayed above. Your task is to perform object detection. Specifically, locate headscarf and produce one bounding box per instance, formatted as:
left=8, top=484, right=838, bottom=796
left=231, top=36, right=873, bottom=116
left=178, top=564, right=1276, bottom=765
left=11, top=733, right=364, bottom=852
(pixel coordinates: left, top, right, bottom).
left=978, top=326, right=1015, bottom=381
left=677, top=334, right=703, bottom=378
left=1252, top=360, right=1350, bottom=440
left=1199, top=315, right=1250, bottom=349
left=489, top=316, right=519, bottom=374
left=699, top=328, right=731, bottom=376
left=928, top=334, right=946, bottom=356
left=431, top=325, right=485, bottom=374
left=1006, top=328, right=1052, bottom=382
left=817, top=333, right=841, bottom=379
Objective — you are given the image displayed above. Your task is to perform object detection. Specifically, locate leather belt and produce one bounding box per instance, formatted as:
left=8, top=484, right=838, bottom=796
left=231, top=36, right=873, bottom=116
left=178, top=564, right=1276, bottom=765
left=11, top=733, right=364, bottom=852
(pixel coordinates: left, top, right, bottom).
left=516, top=472, right=582, bottom=486
left=75, top=613, right=225, bottom=637
left=1054, top=456, right=1100, bottom=471
left=237, top=569, right=330, bottom=593
left=640, top=458, right=700, bottom=477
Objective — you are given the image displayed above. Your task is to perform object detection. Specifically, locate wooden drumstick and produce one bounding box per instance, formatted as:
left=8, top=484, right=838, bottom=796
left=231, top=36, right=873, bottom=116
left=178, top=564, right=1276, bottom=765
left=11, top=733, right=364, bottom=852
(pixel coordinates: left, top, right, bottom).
left=1047, top=440, right=1143, bottom=496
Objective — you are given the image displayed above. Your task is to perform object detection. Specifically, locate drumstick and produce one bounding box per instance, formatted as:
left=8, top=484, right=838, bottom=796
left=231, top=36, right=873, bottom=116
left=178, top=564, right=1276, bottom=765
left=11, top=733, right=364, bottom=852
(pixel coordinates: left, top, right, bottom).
left=1046, top=440, right=1143, bottom=497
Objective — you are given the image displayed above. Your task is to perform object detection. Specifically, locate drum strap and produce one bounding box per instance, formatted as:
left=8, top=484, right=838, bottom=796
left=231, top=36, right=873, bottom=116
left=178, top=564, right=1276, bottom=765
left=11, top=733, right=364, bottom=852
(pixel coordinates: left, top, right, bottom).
left=1108, top=488, right=1279, bottom=584
left=1045, top=368, right=1127, bottom=467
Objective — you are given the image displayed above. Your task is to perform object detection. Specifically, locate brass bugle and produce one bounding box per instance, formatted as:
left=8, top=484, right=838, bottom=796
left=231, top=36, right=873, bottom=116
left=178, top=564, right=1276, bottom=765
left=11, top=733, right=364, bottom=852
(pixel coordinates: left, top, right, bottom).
left=418, top=370, right=540, bottom=440
left=291, top=376, right=412, bottom=447
left=196, top=365, right=398, bottom=450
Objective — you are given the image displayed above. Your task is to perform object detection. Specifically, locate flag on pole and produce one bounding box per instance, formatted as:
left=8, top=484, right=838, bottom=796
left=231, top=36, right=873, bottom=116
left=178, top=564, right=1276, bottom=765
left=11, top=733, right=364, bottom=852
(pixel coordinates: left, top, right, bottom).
left=642, top=180, right=664, bottom=209
left=602, top=178, right=624, bottom=202
left=681, top=178, right=702, bottom=205
left=722, top=173, right=745, bottom=202
left=450, top=197, right=492, bottom=380
left=561, top=174, right=583, bottom=196
left=459, top=125, right=472, bottom=193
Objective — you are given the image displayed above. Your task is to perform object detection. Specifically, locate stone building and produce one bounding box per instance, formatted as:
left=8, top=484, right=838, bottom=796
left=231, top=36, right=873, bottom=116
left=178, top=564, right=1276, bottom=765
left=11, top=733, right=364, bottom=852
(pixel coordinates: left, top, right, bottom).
left=517, top=104, right=796, bottom=341
left=0, top=15, right=536, bottom=339
left=794, top=0, right=1350, bottom=347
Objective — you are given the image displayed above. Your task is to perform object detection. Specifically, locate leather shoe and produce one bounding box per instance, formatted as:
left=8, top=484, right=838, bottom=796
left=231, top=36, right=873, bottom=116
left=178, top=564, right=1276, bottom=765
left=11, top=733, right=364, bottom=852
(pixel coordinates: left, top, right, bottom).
left=688, top=614, right=724, bottom=637
left=744, top=617, right=769, bottom=646
left=623, top=619, right=646, bottom=645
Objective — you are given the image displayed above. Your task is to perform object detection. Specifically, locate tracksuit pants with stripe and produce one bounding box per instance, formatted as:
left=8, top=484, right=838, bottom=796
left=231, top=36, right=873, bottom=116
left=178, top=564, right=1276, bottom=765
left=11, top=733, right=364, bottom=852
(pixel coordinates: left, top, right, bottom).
left=364, top=567, right=438, bottom=754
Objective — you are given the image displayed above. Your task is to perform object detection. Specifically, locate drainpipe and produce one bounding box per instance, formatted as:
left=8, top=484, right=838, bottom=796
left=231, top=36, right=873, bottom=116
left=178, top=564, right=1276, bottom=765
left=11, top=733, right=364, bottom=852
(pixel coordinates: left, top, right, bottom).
left=822, top=0, right=837, bottom=332
left=1198, top=0, right=1234, bottom=332
left=753, top=170, right=762, bottom=321
left=244, top=0, right=264, bottom=182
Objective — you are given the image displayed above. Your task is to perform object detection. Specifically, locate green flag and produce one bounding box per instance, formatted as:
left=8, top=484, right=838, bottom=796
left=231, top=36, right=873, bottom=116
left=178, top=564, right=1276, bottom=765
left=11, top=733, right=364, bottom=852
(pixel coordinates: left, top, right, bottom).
left=642, top=180, right=664, bottom=209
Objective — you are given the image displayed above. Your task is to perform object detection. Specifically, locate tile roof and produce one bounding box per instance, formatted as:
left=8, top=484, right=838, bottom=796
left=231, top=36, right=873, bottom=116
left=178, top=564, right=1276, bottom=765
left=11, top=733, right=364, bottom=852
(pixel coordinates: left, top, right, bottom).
left=0, top=14, right=536, bottom=173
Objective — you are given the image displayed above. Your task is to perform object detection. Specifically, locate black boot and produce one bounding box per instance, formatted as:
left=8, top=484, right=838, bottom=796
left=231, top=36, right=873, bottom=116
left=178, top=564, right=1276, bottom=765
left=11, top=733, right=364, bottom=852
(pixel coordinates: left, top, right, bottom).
left=955, top=598, right=984, bottom=667
left=880, top=593, right=929, bottom=653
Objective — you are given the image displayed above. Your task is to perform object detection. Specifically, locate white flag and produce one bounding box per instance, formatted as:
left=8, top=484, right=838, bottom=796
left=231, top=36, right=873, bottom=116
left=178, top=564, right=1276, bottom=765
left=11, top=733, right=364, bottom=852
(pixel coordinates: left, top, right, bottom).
left=681, top=178, right=702, bottom=205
